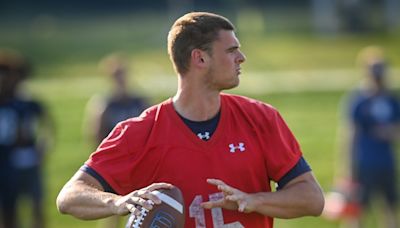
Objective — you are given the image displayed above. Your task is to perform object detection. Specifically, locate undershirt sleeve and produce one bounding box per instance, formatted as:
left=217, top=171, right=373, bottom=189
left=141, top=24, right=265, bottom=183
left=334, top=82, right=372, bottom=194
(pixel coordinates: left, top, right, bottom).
left=276, top=156, right=311, bottom=190
left=80, top=164, right=116, bottom=193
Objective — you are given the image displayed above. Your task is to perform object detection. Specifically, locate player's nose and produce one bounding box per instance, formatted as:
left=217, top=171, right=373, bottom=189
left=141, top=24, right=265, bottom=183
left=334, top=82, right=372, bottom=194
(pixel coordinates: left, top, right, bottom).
left=237, top=50, right=246, bottom=64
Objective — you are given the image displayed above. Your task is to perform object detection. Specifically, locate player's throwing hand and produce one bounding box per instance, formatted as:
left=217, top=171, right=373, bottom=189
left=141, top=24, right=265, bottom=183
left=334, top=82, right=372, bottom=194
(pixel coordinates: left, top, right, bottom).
left=202, top=178, right=258, bottom=213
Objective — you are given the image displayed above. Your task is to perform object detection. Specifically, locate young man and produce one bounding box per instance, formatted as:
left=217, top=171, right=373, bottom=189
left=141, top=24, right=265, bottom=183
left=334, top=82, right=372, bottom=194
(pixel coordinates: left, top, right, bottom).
left=57, top=12, right=324, bottom=227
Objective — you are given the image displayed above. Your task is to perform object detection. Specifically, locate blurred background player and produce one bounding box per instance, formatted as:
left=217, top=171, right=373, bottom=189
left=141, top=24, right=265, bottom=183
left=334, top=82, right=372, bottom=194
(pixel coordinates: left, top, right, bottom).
left=338, top=46, right=400, bottom=228
left=0, top=48, right=21, bottom=228
left=0, top=49, right=54, bottom=228
left=82, top=53, right=149, bottom=228
left=83, top=53, right=149, bottom=145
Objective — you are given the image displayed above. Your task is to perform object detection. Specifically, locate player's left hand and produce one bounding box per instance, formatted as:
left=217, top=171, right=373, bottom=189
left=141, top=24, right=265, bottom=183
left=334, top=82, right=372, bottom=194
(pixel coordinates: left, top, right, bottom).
left=201, top=178, right=257, bottom=213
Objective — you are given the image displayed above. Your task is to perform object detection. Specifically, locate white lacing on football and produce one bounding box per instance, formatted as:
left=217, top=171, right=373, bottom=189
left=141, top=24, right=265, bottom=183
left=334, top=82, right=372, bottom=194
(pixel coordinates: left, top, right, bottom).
left=126, top=190, right=183, bottom=228
left=130, top=207, right=150, bottom=228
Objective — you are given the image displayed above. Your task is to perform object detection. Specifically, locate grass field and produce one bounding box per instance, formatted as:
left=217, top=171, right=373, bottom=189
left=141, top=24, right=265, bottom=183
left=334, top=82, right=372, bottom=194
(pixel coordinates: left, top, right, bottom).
left=1, top=9, right=400, bottom=228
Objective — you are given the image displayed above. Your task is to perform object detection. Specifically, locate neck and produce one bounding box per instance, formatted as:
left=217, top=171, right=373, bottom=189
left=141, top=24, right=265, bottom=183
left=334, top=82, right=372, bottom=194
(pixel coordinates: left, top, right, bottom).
left=173, top=76, right=221, bottom=121
left=113, top=85, right=129, bottom=97
left=366, top=81, right=386, bottom=95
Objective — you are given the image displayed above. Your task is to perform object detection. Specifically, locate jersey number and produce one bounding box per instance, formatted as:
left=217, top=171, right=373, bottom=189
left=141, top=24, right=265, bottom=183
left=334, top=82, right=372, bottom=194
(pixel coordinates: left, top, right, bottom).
left=189, top=193, right=244, bottom=228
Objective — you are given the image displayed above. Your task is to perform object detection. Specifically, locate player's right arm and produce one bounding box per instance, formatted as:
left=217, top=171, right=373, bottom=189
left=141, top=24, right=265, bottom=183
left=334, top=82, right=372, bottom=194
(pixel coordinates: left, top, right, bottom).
left=56, top=170, right=172, bottom=220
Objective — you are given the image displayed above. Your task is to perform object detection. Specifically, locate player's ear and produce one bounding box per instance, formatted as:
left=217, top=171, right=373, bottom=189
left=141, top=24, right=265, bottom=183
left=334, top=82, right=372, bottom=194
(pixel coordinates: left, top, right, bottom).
left=191, top=49, right=207, bottom=68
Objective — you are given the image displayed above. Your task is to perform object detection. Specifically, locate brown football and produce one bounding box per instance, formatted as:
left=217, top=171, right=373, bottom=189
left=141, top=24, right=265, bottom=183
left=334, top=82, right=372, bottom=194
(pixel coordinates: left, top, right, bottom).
left=125, top=186, right=185, bottom=228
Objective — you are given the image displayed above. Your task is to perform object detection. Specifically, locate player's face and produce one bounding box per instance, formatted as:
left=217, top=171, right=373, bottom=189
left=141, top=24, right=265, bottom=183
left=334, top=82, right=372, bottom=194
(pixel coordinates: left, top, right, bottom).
left=205, top=30, right=246, bottom=91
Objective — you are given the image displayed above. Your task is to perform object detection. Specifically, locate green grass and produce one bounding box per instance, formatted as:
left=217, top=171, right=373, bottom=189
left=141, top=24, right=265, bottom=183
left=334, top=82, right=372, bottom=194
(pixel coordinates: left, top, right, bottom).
left=2, top=10, right=399, bottom=228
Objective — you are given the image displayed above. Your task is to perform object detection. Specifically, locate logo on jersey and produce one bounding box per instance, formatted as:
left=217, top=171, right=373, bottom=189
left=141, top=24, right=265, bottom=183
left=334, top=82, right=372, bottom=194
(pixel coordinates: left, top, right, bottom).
left=197, top=132, right=210, bottom=140
left=229, top=143, right=245, bottom=153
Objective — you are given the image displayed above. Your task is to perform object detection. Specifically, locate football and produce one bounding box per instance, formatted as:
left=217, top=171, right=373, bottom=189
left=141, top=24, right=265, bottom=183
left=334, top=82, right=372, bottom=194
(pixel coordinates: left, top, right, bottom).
left=125, top=186, right=185, bottom=228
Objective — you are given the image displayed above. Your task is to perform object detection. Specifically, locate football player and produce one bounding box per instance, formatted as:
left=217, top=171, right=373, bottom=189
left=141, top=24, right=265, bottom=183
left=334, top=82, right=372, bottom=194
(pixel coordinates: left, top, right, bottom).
left=57, top=12, right=324, bottom=228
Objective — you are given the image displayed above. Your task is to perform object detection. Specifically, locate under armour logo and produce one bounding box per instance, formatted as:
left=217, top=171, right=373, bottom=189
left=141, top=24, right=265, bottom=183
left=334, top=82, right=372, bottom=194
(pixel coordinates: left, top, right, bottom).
left=197, top=132, right=210, bottom=140
left=229, top=143, right=245, bottom=153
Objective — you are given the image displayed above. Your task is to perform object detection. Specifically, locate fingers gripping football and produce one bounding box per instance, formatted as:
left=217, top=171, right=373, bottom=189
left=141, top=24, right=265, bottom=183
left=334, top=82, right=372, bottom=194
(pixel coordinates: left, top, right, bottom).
left=114, top=183, right=173, bottom=216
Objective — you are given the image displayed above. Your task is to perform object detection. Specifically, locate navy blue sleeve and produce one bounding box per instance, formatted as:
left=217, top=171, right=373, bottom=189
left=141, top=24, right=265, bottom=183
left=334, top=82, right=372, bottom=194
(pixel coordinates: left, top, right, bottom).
left=277, top=156, right=311, bottom=190
left=80, top=164, right=116, bottom=193
left=393, top=96, right=400, bottom=121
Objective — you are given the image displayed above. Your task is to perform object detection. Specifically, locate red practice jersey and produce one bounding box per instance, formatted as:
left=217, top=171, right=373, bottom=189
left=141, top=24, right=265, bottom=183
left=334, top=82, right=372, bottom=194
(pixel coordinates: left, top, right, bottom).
left=86, top=93, right=302, bottom=228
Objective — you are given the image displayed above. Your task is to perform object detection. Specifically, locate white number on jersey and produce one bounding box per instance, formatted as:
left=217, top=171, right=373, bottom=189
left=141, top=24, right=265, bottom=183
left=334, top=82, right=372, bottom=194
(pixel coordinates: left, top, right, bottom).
left=189, top=193, right=244, bottom=228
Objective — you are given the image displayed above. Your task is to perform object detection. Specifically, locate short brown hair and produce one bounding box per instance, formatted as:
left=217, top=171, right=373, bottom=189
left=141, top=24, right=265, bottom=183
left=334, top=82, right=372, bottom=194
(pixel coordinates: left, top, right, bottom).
left=167, top=12, right=235, bottom=75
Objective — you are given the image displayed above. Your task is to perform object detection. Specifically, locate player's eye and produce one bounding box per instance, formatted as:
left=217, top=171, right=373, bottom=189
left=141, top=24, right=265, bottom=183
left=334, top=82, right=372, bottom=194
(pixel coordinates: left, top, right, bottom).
left=226, top=46, right=239, bottom=53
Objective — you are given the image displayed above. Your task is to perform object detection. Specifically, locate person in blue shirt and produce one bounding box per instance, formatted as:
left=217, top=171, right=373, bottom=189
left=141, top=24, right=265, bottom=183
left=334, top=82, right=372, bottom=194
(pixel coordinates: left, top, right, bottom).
left=345, top=46, right=399, bottom=228
left=83, top=53, right=149, bottom=145
left=0, top=49, right=54, bottom=228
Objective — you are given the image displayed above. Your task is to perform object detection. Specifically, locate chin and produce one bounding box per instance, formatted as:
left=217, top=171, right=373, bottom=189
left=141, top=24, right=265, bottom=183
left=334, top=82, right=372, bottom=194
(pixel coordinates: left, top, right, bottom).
left=221, top=80, right=239, bottom=90
left=232, top=77, right=240, bottom=87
